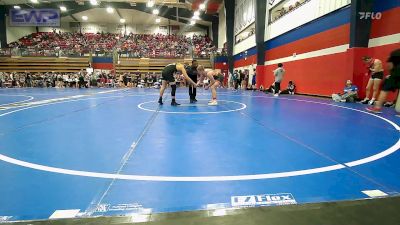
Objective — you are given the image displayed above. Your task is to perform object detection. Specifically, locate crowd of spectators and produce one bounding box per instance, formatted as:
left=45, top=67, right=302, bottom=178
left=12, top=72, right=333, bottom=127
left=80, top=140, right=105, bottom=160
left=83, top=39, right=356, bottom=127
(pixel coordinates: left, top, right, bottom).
left=0, top=71, right=165, bottom=89
left=192, top=34, right=214, bottom=58
left=6, top=31, right=216, bottom=58
left=8, top=32, right=117, bottom=56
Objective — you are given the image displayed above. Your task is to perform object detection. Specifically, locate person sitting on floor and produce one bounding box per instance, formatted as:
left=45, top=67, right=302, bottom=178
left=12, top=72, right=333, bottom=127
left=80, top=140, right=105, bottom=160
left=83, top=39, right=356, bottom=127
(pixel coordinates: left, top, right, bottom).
left=265, top=82, right=275, bottom=93
left=281, top=81, right=296, bottom=95
left=332, top=80, right=358, bottom=103
left=287, top=80, right=296, bottom=95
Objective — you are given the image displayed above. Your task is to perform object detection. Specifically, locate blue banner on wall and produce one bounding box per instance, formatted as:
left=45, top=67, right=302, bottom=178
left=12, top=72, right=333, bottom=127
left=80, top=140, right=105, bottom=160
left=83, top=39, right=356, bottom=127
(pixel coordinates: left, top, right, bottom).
left=9, top=9, right=60, bottom=27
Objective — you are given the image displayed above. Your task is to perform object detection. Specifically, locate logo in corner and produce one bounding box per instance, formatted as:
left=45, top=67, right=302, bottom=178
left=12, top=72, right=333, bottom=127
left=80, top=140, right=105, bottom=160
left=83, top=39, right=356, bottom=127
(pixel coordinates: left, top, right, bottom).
left=231, top=193, right=297, bottom=207
left=359, top=12, right=382, bottom=20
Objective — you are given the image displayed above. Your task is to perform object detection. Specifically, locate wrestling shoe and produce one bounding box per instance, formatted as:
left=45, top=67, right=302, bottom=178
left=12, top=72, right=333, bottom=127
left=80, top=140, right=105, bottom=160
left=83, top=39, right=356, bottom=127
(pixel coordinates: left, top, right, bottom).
left=366, top=107, right=382, bottom=114
left=171, top=101, right=181, bottom=106
left=208, top=100, right=218, bottom=106
left=368, top=99, right=375, bottom=105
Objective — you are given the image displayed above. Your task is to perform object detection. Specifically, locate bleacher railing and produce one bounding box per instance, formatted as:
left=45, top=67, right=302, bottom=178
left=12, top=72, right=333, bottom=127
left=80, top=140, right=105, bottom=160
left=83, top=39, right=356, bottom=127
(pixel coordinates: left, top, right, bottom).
left=0, top=48, right=217, bottom=59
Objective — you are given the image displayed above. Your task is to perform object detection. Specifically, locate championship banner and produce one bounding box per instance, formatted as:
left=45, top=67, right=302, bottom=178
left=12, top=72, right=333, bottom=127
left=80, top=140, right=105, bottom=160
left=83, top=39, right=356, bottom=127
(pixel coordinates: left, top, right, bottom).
left=9, top=9, right=60, bottom=27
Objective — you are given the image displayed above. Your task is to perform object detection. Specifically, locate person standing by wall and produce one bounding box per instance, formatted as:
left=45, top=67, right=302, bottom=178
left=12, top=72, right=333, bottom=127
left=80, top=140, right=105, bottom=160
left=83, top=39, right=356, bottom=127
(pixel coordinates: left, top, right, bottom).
left=228, top=71, right=233, bottom=89
left=251, top=69, right=257, bottom=90
left=359, top=56, right=384, bottom=105
left=273, top=63, right=285, bottom=97
left=366, top=49, right=400, bottom=114
left=239, top=70, right=245, bottom=89
left=233, top=70, right=239, bottom=90
left=243, top=70, right=249, bottom=90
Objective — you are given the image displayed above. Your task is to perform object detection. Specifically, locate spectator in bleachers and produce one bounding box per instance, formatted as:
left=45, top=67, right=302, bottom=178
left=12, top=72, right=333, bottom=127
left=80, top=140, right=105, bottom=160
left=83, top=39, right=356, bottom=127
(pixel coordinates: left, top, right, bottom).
left=8, top=32, right=215, bottom=58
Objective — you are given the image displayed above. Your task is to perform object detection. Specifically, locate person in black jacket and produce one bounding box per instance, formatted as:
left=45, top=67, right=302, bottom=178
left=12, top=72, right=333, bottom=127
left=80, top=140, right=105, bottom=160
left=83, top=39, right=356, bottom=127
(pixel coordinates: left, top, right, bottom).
left=188, top=60, right=199, bottom=103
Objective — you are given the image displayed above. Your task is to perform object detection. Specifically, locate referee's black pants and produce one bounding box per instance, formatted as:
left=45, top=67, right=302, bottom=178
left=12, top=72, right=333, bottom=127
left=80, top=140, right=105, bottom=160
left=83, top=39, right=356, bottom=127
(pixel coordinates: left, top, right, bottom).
left=189, top=75, right=197, bottom=100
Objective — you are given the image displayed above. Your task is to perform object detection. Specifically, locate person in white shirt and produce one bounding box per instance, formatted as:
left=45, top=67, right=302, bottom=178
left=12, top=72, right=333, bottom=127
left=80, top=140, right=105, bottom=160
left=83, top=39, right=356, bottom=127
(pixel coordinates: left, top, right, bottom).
left=273, top=63, right=285, bottom=97
left=228, top=71, right=233, bottom=89
left=63, top=74, right=69, bottom=88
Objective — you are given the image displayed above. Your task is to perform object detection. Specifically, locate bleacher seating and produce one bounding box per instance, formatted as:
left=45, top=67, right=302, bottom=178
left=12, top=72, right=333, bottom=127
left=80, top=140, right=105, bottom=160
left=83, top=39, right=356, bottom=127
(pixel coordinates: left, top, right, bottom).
left=0, top=57, right=212, bottom=73
left=1, top=32, right=214, bottom=73
left=0, top=57, right=89, bottom=73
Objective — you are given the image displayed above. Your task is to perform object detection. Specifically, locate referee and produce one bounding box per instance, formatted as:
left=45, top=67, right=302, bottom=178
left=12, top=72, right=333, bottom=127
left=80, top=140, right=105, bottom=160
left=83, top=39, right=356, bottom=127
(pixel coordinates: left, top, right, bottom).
left=188, top=60, right=199, bottom=103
